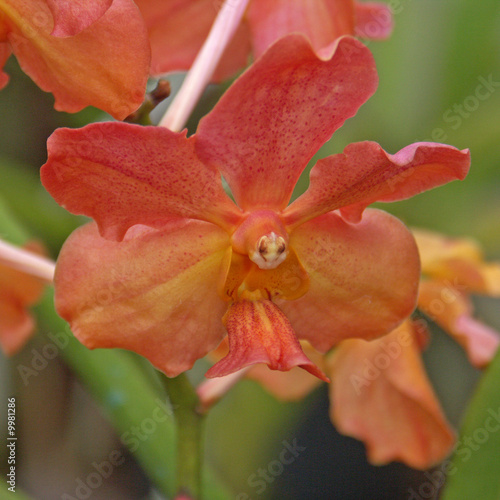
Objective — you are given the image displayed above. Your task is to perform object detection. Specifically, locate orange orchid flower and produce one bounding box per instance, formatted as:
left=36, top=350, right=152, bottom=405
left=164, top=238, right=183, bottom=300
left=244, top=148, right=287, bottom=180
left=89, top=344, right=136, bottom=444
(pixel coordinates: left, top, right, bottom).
left=41, top=35, right=470, bottom=381
left=135, top=0, right=392, bottom=81
left=0, top=0, right=150, bottom=119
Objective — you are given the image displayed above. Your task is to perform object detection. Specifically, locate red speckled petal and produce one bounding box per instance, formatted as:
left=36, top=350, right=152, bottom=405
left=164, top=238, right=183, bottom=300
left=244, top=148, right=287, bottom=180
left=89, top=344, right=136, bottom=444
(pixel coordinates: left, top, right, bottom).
left=284, top=142, right=470, bottom=227
left=195, top=34, right=377, bottom=212
left=354, top=1, right=393, bottom=39
left=135, top=0, right=251, bottom=82
left=248, top=0, right=355, bottom=59
left=45, top=0, right=113, bottom=36
left=277, top=209, right=420, bottom=350
left=54, top=221, right=230, bottom=377
left=206, top=299, right=329, bottom=381
left=41, top=122, right=241, bottom=241
left=3, top=0, right=149, bottom=118
left=328, top=321, right=455, bottom=469
left=245, top=341, right=325, bottom=400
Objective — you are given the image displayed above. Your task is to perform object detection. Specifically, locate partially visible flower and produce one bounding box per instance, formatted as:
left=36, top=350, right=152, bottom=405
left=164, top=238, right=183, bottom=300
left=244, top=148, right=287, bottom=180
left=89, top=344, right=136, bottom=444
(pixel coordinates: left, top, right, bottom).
left=135, top=0, right=392, bottom=81
left=414, top=229, right=500, bottom=368
left=327, top=320, right=455, bottom=469
left=42, top=35, right=469, bottom=381
left=0, top=0, right=150, bottom=119
left=0, top=242, right=46, bottom=355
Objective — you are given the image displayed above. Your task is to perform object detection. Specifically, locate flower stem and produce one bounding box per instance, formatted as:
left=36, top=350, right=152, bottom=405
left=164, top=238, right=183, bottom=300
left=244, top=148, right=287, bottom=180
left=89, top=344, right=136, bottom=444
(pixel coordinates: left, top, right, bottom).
left=0, top=239, right=55, bottom=282
left=159, top=0, right=250, bottom=131
left=162, top=372, right=206, bottom=499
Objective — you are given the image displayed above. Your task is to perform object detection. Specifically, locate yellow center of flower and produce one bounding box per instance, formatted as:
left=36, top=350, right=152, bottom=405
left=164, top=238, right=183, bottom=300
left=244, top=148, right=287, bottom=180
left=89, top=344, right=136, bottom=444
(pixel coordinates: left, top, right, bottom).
left=220, top=210, right=309, bottom=302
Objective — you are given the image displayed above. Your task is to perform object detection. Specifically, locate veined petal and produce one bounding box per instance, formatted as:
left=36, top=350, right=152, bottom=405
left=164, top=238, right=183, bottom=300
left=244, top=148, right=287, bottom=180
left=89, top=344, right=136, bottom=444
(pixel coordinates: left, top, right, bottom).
left=284, top=142, right=470, bottom=226
left=248, top=0, right=355, bottom=59
left=206, top=299, right=329, bottom=381
left=135, top=0, right=251, bottom=81
left=418, top=280, right=500, bottom=368
left=2, top=0, right=149, bottom=118
left=245, top=341, right=325, bottom=400
left=328, top=321, right=455, bottom=469
left=45, top=0, right=113, bottom=36
left=354, top=2, right=393, bottom=39
left=277, top=209, right=420, bottom=350
left=54, top=221, right=230, bottom=377
left=41, top=122, right=241, bottom=241
left=195, top=34, right=377, bottom=212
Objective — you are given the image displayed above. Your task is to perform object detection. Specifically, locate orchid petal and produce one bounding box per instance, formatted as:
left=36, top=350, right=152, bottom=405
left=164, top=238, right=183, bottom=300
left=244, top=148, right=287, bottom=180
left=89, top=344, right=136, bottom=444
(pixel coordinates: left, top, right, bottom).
left=247, top=0, right=354, bottom=59
left=0, top=44, right=10, bottom=89
left=135, top=0, right=251, bottom=81
left=206, top=299, right=329, bottom=381
left=2, top=0, right=149, bottom=118
left=41, top=122, right=241, bottom=241
left=45, top=0, right=113, bottom=36
left=354, top=2, right=393, bottom=39
left=54, top=221, right=230, bottom=377
left=284, top=142, right=470, bottom=226
left=328, top=321, right=455, bottom=469
left=418, top=280, right=500, bottom=368
left=195, top=34, right=377, bottom=212
left=277, top=209, right=420, bottom=351
left=0, top=242, right=45, bottom=355
left=246, top=341, right=325, bottom=400
left=413, top=228, right=500, bottom=295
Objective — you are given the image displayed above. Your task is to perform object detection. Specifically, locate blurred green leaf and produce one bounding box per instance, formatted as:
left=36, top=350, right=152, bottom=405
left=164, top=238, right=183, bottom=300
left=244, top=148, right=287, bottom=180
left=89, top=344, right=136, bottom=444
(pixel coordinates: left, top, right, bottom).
left=441, top=349, right=500, bottom=500
left=0, top=196, right=29, bottom=245
left=34, top=288, right=232, bottom=499
left=0, top=158, right=83, bottom=254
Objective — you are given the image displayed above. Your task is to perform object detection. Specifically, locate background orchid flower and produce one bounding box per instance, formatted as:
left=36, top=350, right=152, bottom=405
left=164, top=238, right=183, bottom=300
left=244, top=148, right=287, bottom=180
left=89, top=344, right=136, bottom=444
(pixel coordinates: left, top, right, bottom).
left=135, top=0, right=393, bottom=81
left=414, top=229, right=500, bottom=368
left=41, top=34, right=469, bottom=382
left=0, top=0, right=150, bottom=119
left=0, top=241, right=46, bottom=355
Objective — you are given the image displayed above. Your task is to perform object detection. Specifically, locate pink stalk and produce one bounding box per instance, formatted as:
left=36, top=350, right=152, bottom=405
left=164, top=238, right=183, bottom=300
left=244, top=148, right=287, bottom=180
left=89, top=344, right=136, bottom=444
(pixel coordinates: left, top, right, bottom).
left=159, top=0, right=250, bottom=131
left=0, top=239, right=55, bottom=282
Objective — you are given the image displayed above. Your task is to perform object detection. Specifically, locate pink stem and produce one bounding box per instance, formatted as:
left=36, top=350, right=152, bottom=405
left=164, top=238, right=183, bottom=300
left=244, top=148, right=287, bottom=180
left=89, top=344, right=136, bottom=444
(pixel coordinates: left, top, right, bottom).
left=0, top=239, right=55, bottom=282
left=159, top=0, right=250, bottom=131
